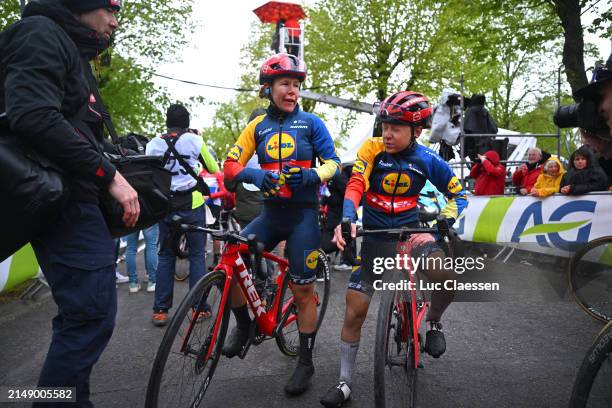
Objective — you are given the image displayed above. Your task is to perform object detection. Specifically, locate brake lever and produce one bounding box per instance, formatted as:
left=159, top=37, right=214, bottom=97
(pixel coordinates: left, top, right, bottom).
left=341, top=218, right=360, bottom=266
left=160, top=215, right=184, bottom=254
left=435, top=215, right=450, bottom=238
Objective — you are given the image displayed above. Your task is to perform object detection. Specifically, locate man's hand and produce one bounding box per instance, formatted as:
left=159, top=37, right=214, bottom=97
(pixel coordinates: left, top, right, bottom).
left=519, top=188, right=528, bottom=195
left=560, top=185, right=571, bottom=194
left=477, top=154, right=487, bottom=162
left=332, top=223, right=356, bottom=251
left=108, top=171, right=140, bottom=227
left=530, top=188, right=539, bottom=197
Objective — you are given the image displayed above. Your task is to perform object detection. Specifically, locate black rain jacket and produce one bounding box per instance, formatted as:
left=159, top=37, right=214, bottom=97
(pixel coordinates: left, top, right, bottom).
left=0, top=0, right=117, bottom=204
left=561, top=146, right=609, bottom=194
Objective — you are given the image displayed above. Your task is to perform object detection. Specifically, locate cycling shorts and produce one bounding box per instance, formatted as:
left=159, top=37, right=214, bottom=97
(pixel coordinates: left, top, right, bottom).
left=348, top=224, right=443, bottom=297
left=241, top=203, right=320, bottom=285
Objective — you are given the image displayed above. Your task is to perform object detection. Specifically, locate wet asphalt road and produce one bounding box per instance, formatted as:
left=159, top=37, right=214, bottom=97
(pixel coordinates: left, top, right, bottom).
left=0, top=244, right=604, bottom=408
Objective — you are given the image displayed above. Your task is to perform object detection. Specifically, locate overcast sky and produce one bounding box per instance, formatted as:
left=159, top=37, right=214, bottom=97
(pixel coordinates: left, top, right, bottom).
left=154, top=1, right=611, bottom=131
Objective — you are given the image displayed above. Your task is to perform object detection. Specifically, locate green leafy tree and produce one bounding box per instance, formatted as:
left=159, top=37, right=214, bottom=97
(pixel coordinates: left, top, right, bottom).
left=1, top=0, right=195, bottom=136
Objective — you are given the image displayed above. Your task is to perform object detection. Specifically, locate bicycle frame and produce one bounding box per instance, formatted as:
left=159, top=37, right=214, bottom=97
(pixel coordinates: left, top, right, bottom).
left=396, top=242, right=429, bottom=369
left=189, top=241, right=292, bottom=361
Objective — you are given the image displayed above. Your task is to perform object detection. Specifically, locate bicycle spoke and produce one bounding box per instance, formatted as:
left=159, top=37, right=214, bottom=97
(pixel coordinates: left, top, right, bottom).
left=147, top=272, right=229, bottom=408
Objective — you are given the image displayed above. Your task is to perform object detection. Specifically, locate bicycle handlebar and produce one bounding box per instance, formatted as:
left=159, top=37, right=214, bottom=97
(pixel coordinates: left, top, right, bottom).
left=340, top=216, right=451, bottom=266
left=165, top=215, right=267, bottom=280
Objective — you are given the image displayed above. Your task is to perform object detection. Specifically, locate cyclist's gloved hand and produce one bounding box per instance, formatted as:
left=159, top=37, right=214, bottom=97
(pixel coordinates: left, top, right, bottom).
left=282, top=164, right=320, bottom=189
left=240, top=168, right=280, bottom=196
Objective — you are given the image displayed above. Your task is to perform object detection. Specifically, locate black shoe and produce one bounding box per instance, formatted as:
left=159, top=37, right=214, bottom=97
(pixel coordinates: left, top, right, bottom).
left=222, top=326, right=249, bottom=358
left=320, top=381, right=351, bottom=407
left=425, top=321, right=446, bottom=358
left=284, top=362, right=315, bottom=396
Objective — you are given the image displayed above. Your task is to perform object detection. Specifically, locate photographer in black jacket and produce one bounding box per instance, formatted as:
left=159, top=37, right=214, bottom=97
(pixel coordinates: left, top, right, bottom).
left=0, top=0, right=139, bottom=405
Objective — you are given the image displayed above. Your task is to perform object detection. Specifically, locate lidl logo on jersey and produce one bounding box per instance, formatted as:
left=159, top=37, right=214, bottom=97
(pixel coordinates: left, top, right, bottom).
left=227, top=145, right=242, bottom=161
left=447, top=176, right=462, bottom=194
left=382, top=173, right=411, bottom=194
left=353, top=159, right=367, bottom=175
left=304, top=250, right=318, bottom=271
left=265, top=132, right=296, bottom=160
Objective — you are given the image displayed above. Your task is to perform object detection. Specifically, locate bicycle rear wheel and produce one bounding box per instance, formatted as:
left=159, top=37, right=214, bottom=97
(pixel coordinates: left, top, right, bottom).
left=569, top=321, right=612, bottom=408
left=145, top=270, right=230, bottom=408
left=275, top=249, right=331, bottom=356
left=568, top=236, right=612, bottom=323
left=374, top=271, right=417, bottom=408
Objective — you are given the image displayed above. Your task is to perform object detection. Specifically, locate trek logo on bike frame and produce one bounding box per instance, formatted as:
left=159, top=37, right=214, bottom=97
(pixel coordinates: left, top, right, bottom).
left=235, top=256, right=266, bottom=317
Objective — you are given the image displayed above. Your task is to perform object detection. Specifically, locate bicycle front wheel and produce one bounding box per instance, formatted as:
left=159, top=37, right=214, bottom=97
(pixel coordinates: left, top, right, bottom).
left=145, top=270, right=230, bottom=408
left=568, top=236, right=612, bottom=322
left=275, top=249, right=331, bottom=356
left=374, top=271, right=417, bottom=408
left=569, top=321, right=612, bottom=408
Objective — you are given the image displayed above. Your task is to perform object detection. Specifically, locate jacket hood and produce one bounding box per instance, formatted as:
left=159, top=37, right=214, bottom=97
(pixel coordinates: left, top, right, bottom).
left=23, top=0, right=111, bottom=60
left=484, top=150, right=501, bottom=165
left=569, top=145, right=595, bottom=170
left=543, top=156, right=566, bottom=177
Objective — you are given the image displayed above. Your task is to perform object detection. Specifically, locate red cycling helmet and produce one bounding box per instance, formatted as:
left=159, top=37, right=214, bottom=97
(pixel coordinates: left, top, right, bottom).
left=259, top=53, right=307, bottom=85
left=373, top=91, right=433, bottom=128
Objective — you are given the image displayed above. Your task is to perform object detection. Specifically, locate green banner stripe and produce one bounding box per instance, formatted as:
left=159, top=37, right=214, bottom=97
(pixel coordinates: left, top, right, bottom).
left=5, top=244, right=38, bottom=292
left=519, top=220, right=590, bottom=237
left=472, top=196, right=516, bottom=243
left=599, top=243, right=612, bottom=266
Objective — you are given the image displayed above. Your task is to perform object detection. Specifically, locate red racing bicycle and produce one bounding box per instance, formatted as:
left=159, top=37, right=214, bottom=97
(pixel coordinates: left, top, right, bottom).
left=145, top=216, right=331, bottom=407
left=341, top=216, right=456, bottom=408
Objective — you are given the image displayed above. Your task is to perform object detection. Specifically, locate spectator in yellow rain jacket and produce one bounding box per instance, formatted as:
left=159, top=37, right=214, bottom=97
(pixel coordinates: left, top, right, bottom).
left=531, top=157, right=565, bottom=197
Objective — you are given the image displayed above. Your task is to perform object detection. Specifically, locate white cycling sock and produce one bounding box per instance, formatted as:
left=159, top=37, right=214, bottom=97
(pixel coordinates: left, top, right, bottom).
left=339, top=339, right=359, bottom=387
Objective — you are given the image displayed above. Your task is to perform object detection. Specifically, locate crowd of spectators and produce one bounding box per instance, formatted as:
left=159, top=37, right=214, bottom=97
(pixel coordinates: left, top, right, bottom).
left=467, top=143, right=611, bottom=197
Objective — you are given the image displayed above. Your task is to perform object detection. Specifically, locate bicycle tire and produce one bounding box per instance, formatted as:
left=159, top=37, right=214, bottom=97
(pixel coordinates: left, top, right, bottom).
left=569, top=321, right=612, bottom=408
left=145, top=270, right=230, bottom=408
left=568, top=236, right=612, bottom=323
left=374, top=270, right=417, bottom=408
left=275, top=249, right=331, bottom=356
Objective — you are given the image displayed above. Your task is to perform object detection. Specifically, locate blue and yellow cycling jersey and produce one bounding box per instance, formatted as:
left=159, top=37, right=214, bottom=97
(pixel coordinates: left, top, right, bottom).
left=224, top=105, right=340, bottom=204
left=344, top=138, right=468, bottom=227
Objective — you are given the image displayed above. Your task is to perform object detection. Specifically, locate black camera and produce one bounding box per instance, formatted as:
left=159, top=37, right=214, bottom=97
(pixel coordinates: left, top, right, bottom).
left=553, top=98, right=608, bottom=133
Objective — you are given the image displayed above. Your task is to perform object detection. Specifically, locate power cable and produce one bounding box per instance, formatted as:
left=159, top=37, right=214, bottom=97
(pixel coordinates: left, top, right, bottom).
left=150, top=70, right=370, bottom=93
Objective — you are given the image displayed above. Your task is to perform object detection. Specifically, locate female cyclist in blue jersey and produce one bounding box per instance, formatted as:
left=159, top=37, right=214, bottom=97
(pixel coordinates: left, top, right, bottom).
left=223, top=53, right=341, bottom=396
left=320, top=91, right=468, bottom=407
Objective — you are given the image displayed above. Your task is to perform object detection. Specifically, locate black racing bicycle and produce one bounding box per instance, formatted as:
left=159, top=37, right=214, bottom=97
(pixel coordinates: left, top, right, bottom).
left=569, top=320, right=612, bottom=407
left=568, top=236, right=612, bottom=323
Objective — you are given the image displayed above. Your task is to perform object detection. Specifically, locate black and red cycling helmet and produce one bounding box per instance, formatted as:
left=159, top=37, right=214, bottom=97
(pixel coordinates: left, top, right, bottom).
left=259, top=53, right=307, bottom=85
left=373, top=91, right=433, bottom=128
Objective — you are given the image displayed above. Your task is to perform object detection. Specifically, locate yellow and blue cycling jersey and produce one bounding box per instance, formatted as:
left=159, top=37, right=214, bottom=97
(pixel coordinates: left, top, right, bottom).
left=344, top=138, right=468, bottom=227
left=224, top=105, right=340, bottom=204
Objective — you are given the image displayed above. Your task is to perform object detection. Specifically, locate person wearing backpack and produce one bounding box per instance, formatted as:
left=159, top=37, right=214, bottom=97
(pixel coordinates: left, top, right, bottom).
left=145, top=104, right=218, bottom=326
left=0, top=1, right=139, bottom=405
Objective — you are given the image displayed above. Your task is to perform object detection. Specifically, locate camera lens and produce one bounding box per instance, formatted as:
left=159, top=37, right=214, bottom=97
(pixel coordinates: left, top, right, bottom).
left=553, top=104, right=579, bottom=128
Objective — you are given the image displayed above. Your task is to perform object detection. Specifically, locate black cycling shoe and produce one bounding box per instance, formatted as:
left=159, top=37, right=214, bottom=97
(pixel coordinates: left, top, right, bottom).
left=320, top=381, right=351, bottom=408
left=425, top=321, right=446, bottom=358
left=284, top=362, right=315, bottom=396
left=221, top=326, right=249, bottom=358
